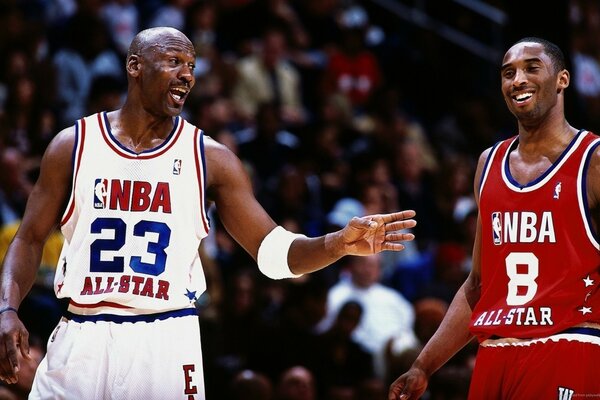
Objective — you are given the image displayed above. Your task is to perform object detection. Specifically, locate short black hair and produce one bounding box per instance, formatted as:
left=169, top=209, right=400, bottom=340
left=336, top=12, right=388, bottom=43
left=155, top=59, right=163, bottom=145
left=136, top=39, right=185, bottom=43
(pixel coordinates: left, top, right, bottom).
left=513, top=37, right=566, bottom=73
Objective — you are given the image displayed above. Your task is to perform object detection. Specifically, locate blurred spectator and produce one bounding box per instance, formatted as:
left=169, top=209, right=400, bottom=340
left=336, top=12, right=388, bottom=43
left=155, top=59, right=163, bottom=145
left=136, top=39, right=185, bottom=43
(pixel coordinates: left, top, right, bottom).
left=420, top=242, right=470, bottom=305
left=146, top=0, right=193, bottom=31
left=316, top=254, right=418, bottom=380
left=100, top=0, right=140, bottom=58
left=184, top=0, right=239, bottom=99
left=258, top=162, right=323, bottom=236
left=433, top=154, right=476, bottom=242
left=51, top=8, right=123, bottom=128
left=0, top=147, right=33, bottom=220
left=570, top=24, right=600, bottom=132
left=293, top=0, right=340, bottom=52
left=320, top=5, right=382, bottom=114
left=393, top=138, right=441, bottom=251
left=296, top=93, right=359, bottom=211
left=228, top=369, right=273, bottom=400
left=355, top=85, right=438, bottom=173
left=215, top=0, right=262, bottom=55
left=203, top=267, right=267, bottom=394
left=1, top=44, right=56, bottom=159
left=248, top=278, right=328, bottom=383
left=274, top=366, right=317, bottom=400
left=235, top=101, right=300, bottom=187
left=188, top=96, right=238, bottom=141
left=231, top=26, right=306, bottom=126
left=86, top=74, right=125, bottom=115
left=312, top=300, right=375, bottom=399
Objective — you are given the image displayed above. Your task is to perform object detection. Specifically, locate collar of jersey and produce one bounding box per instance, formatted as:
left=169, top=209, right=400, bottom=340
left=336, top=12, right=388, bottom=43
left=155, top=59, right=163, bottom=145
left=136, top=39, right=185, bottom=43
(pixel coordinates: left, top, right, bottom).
left=99, top=111, right=184, bottom=159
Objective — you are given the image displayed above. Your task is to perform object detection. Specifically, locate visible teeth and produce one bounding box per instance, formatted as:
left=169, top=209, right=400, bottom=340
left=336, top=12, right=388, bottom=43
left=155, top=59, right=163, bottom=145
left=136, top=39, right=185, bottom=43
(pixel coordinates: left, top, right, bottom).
left=516, top=93, right=532, bottom=101
left=170, top=87, right=187, bottom=101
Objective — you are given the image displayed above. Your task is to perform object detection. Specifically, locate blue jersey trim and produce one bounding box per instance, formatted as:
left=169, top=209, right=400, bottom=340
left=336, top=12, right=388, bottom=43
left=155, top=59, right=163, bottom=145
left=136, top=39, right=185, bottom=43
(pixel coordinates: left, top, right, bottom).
left=65, top=307, right=198, bottom=323
left=560, top=326, right=600, bottom=337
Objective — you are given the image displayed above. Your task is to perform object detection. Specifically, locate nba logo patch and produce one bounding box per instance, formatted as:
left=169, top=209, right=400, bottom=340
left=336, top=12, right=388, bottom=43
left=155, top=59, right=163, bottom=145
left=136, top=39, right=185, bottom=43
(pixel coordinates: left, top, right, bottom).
left=491, top=212, right=502, bottom=245
left=93, top=178, right=108, bottom=209
left=553, top=181, right=561, bottom=199
left=173, top=159, right=182, bottom=175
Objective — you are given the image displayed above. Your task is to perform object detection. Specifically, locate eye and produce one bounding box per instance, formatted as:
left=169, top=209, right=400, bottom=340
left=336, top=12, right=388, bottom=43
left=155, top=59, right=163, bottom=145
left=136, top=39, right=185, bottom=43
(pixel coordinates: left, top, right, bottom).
left=502, top=69, right=515, bottom=79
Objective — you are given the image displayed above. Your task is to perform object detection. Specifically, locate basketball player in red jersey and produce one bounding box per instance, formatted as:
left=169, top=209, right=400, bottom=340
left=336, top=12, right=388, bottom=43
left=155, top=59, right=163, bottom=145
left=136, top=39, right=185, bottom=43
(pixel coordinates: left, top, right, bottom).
left=389, top=37, right=600, bottom=400
left=0, top=27, right=417, bottom=399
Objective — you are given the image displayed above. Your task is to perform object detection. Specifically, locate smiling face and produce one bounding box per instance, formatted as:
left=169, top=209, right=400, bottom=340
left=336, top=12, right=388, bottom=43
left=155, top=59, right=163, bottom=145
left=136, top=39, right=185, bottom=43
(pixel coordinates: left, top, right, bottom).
left=127, top=28, right=196, bottom=118
left=500, top=40, right=569, bottom=125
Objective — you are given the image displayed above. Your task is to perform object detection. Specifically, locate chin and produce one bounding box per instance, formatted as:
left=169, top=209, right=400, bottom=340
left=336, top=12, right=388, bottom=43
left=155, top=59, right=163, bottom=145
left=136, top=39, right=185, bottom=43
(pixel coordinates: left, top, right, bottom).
left=166, top=105, right=184, bottom=117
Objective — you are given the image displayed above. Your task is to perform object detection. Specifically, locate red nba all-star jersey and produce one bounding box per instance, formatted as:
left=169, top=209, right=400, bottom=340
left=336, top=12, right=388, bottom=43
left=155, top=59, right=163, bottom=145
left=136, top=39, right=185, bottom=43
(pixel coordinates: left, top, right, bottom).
left=56, top=112, right=210, bottom=315
left=470, top=130, right=600, bottom=341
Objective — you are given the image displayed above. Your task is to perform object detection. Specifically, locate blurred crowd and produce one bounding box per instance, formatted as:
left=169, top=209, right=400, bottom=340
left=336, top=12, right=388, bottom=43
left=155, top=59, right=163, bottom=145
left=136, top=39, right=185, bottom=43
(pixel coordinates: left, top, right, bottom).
left=0, top=0, right=599, bottom=399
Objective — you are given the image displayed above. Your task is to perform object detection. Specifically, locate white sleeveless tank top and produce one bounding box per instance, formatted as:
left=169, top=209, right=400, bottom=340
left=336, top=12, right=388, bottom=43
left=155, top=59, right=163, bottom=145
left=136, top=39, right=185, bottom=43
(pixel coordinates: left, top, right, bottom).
left=56, top=112, right=210, bottom=316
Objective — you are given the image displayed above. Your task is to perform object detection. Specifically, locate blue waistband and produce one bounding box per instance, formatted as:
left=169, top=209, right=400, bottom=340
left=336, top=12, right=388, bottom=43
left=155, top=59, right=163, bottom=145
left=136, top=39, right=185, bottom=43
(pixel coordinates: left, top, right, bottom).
left=65, top=307, right=198, bottom=323
left=488, top=326, right=600, bottom=341
left=559, top=326, right=600, bottom=337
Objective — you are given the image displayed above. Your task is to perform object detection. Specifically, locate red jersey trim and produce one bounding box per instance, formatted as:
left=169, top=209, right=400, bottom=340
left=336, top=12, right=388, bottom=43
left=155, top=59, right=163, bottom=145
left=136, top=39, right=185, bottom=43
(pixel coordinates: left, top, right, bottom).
left=69, top=299, right=134, bottom=309
left=61, top=118, right=86, bottom=226
left=194, top=128, right=210, bottom=233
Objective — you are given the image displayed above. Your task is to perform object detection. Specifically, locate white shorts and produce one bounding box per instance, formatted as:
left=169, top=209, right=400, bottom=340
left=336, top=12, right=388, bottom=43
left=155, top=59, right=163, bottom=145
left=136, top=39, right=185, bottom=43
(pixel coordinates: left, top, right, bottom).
left=30, top=309, right=205, bottom=400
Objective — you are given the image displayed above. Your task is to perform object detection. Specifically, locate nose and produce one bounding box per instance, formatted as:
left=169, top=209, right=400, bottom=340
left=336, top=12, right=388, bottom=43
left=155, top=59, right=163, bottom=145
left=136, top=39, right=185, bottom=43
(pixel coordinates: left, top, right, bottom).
left=512, top=68, right=528, bottom=86
left=179, top=65, right=194, bottom=84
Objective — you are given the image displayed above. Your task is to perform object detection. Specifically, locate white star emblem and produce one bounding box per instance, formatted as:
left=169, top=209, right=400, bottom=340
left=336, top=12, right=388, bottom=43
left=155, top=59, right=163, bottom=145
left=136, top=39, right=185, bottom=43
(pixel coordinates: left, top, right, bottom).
left=583, top=275, right=595, bottom=287
left=579, top=306, right=592, bottom=315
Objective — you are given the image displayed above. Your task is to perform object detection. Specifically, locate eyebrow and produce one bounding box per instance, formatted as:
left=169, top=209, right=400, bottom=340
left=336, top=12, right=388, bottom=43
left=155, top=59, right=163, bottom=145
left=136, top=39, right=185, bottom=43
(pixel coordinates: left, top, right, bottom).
left=501, top=57, right=542, bottom=71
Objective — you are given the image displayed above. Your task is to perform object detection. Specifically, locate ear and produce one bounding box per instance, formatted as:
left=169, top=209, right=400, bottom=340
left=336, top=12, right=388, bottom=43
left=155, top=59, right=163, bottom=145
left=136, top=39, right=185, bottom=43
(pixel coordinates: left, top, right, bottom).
left=557, top=69, right=570, bottom=93
left=127, top=55, right=142, bottom=77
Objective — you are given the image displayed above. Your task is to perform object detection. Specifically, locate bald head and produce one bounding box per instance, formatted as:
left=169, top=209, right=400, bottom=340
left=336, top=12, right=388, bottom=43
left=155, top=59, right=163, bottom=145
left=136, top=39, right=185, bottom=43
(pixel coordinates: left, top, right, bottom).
left=127, top=27, right=193, bottom=60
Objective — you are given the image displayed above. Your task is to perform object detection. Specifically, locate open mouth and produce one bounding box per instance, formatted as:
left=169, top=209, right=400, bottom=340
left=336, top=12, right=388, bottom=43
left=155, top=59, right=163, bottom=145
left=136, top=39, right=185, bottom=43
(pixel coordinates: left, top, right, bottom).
left=512, top=92, right=533, bottom=104
left=169, top=87, right=189, bottom=104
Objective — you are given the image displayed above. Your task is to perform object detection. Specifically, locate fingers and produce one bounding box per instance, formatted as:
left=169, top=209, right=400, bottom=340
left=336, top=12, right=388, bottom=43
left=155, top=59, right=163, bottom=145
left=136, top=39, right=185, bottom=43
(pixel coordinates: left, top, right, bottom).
left=385, top=219, right=417, bottom=231
left=388, top=383, right=406, bottom=400
left=382, top=210, right=416, bottom=222
left=3, top=336, right=21, bottom=383
left=0, top=342, right=19, bottom=384
left=0, top=328, right=28, bottom=384
left=20, top=331, right=31, bottom=361
left=386, top=232, right=415, bottom=242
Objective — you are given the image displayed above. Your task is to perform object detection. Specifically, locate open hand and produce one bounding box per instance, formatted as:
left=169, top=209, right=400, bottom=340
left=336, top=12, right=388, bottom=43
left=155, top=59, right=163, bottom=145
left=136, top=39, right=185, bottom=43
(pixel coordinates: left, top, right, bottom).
left=340, top=210, right=416, bottom=255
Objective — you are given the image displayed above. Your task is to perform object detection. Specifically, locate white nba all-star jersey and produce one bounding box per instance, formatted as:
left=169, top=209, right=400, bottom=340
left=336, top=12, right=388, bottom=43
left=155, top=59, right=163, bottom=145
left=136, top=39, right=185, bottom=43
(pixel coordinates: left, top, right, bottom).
left=56, top=112, right=210, bottom=315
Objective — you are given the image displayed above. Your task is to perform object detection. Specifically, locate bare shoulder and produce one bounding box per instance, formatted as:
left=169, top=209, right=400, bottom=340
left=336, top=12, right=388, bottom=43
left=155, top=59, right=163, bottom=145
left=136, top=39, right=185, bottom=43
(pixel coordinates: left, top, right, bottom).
left=477, top=146, right=494, bottom=168
left=202, top=135, right=249, bottom=189
left=44, top=125, right=78, bottom=162
left=473, top=146, right=494, bottom=196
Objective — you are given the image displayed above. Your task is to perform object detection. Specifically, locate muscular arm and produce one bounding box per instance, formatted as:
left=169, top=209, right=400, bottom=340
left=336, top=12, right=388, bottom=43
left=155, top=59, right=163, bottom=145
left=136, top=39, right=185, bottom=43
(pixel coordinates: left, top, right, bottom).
left=204, top=137, right=416, bottom=275
left=389, top=148, right=490, bottom=400
left=0, top=127, right=74, bottom=381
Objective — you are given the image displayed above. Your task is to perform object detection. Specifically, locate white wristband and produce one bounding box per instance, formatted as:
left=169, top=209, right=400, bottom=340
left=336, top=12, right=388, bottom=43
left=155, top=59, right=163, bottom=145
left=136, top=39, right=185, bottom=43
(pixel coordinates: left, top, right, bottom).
left=257, top=226, right=305, bottom=279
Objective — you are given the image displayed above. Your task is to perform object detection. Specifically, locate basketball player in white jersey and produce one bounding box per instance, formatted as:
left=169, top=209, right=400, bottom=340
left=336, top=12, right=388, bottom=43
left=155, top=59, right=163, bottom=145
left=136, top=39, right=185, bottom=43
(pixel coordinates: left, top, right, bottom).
left=0, top=27, right=416, bottom=399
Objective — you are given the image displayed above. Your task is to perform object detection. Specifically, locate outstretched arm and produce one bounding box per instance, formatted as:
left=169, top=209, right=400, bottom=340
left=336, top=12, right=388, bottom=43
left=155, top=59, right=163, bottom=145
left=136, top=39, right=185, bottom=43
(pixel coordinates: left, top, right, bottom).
left=204, top=137, right=417, bottom=276
left=0, top=127, right=74, bottom=383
